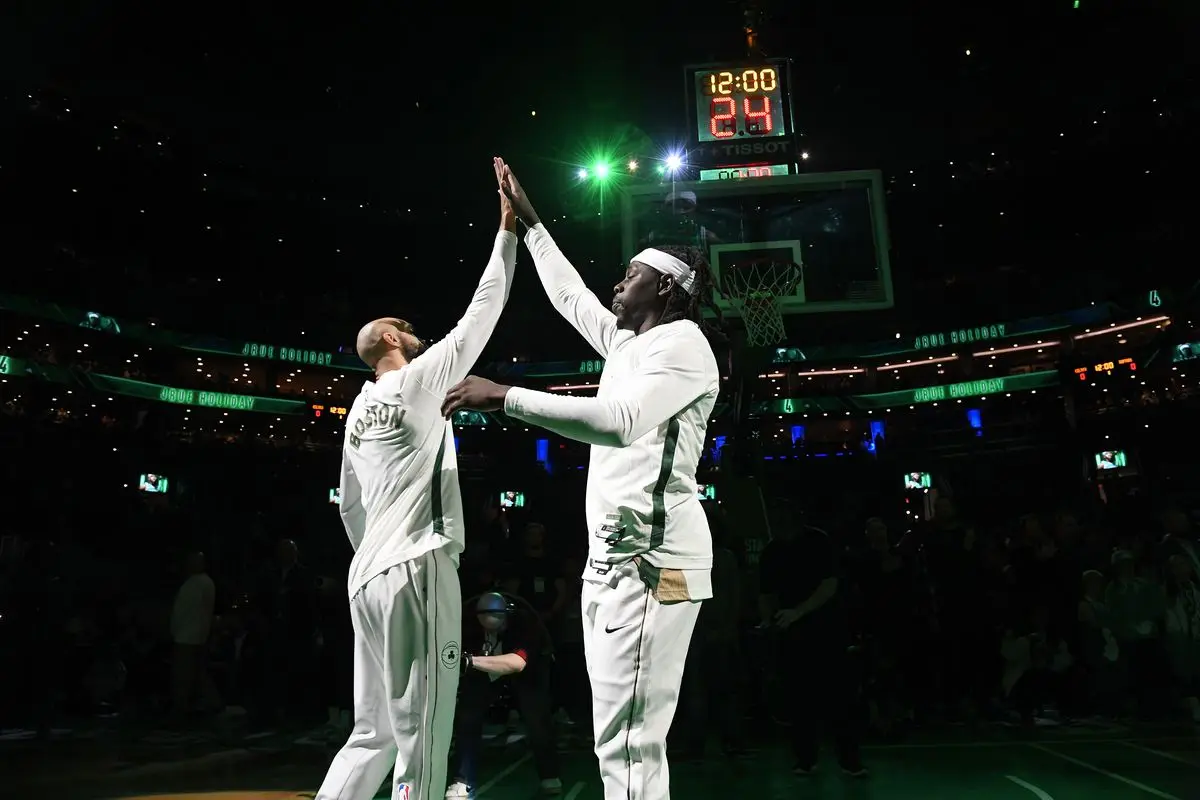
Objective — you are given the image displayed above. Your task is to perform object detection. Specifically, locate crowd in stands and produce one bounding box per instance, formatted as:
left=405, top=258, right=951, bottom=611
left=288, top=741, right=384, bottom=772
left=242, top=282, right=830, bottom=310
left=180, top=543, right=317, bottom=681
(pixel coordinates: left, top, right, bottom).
left=3, top=394, right=1198, bottom=780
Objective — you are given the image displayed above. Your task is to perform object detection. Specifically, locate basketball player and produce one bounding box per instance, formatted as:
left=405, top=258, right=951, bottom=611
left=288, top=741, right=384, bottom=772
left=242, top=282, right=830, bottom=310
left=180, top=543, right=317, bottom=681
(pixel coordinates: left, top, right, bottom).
left=314, top=159, right=518, bottom=800
left=441, top=161, right=722, bottom=800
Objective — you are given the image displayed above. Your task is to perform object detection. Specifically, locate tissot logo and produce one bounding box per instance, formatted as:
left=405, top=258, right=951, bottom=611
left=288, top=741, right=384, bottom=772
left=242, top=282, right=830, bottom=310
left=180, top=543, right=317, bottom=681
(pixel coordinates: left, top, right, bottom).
left=709, top=140, right=792, bottom=157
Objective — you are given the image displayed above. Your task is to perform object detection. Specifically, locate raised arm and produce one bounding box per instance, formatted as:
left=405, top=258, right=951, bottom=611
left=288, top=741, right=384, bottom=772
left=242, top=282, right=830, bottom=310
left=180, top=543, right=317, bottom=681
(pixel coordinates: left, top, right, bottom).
left=502, top=326, right=715, bottom=447
left=339, top=453, right=367, bottom=551
left=407, top=220, right=518, bottom=396
left=498, top=162, right=618, bottom=358
left=524, top=223, right=619, bottom=358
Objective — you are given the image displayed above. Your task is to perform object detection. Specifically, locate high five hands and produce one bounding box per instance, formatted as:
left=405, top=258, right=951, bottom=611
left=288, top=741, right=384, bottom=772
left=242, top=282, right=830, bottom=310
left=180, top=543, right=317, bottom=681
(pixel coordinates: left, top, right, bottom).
left=494, top=157, right=515, bottom=232
left=441, top=158, right=532, bottom=418
left=493, top=158, right=539, bottom=228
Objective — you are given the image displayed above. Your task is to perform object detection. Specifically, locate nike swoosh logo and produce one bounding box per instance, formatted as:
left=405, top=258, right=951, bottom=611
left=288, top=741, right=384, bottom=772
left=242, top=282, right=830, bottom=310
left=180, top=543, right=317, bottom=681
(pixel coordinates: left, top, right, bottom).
left=604, top=623, right=632, bottom=634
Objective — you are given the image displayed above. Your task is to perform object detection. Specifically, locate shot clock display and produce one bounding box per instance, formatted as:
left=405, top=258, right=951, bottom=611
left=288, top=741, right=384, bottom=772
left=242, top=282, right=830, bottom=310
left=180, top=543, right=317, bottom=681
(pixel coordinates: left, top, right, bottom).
left=694, top=65, right=788, bottom=143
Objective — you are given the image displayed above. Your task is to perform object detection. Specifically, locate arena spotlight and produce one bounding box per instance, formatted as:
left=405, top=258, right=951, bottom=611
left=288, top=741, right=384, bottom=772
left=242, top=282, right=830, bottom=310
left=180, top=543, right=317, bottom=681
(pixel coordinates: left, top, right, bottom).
left=594, top=162, right=611, bottom=180
left=664, top=153, right=683, bottom=173
left=576, top=168, right=589, bottom=180
left=628, top=159, right=638, bottom=171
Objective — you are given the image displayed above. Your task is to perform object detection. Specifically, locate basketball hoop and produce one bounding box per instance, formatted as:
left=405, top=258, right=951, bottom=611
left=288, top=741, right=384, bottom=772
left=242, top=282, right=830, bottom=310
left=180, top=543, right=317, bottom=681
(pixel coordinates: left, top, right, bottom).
left=722, top=260, right=801, bottom=346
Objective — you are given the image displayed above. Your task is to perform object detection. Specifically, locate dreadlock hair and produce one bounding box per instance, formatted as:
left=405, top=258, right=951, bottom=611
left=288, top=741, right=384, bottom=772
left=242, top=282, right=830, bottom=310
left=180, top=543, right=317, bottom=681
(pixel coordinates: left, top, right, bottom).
left=653, top=244, right=728, bottom=343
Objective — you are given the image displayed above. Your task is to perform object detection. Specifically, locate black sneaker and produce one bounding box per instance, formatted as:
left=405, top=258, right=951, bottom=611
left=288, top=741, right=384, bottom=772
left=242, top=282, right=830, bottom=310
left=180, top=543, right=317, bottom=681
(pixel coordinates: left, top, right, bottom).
left=841, top=764, right=869, bottom=778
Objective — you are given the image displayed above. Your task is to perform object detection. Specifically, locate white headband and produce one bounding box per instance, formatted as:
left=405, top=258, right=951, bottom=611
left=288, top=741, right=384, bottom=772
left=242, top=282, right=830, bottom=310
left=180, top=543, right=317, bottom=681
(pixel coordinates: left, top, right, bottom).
left=632, top=248, right=698, bottom=295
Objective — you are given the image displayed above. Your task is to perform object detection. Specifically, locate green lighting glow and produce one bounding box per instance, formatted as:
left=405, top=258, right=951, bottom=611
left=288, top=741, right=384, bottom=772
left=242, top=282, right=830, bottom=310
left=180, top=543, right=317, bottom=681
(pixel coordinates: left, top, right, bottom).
left=0, top=354, right=26, bottom=376
left=85, top=373, right=310, bottom=414
left=236, top=342, right=334, bottom=366
left=594, top=162, right=611, bottom=179
left=753, top=370, right=1059, bottom=415
left=914, top=323, right=1008, bottom=351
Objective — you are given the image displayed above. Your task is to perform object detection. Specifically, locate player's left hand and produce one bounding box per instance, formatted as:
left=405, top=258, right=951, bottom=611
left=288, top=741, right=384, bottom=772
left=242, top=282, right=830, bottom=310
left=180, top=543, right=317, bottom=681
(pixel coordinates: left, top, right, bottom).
left=442, top=376, right=511, bottom=417
left=774, top=608, right=805, bottom=629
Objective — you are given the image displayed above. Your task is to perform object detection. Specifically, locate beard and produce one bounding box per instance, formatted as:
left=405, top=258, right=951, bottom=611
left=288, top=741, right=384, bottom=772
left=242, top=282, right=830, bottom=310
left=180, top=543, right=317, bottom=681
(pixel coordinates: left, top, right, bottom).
left=402, top=338, right=427, bottom=361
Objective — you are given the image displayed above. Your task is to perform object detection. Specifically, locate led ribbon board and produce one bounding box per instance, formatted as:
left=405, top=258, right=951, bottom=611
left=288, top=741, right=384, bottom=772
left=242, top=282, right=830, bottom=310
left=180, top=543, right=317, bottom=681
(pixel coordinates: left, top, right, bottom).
left=84, top=373, right=309, bottom=414
left=0, top=291, right=368, bottom=372
left=913, top=324, right=1009, bottom=351
left=754, top=370, right=1059, bottom=415
left=237, top=342, right=335, bottom=366
left=518, top=359, right=606, bottom=379
left=184, top=339, right=367, bottom=371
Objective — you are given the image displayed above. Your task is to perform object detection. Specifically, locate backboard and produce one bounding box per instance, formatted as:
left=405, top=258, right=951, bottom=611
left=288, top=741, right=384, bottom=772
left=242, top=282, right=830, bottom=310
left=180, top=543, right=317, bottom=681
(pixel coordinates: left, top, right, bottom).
left=619, top=170, right=894, bottom=321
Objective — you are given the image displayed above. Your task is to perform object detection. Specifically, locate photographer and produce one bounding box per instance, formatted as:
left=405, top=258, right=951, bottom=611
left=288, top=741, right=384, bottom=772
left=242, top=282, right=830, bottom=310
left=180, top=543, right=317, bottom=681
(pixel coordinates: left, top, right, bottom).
left=445, top=593, right=562, bottom=799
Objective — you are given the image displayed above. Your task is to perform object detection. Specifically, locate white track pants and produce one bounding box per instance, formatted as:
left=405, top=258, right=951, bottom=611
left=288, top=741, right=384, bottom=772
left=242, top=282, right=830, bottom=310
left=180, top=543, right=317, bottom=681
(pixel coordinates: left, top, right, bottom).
left=582, top=560, right=702, bottom=800
left=316, top=548, right=461, bottom=800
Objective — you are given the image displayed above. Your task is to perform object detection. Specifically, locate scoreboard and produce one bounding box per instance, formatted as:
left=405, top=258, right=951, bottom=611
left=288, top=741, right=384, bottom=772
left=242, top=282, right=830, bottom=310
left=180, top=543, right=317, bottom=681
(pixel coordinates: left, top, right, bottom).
left=685, top=59, right=798, bottom=179
left=1073, top=357, right=1137, bottom=381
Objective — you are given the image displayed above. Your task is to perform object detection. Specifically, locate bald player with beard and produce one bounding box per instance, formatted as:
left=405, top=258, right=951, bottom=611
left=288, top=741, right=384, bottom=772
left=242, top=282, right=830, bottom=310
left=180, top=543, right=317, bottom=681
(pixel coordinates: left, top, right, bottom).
left=313, top=159, right=518, bottom=800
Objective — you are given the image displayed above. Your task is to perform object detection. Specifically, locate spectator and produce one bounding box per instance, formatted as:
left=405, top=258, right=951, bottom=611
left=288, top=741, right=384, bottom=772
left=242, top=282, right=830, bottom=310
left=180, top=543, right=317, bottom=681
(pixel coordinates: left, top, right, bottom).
left=759, top=508, right=867, bottom=777
left=1078, top=569, right=1122, bottom=715
left=447, top=592, right=562, bottom=799
left=1162, top=554, right=1200, bottom=721
left=169, top=551, right=220, bottom=719
left=1105, top=549, right=1167, bottom=714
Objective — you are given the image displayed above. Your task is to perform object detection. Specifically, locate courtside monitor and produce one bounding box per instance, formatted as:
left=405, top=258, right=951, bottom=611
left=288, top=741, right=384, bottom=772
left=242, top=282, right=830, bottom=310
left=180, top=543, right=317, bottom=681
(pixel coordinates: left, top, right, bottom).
left=138, top=473, right=169, bottom=494
left=500, top=491, right=526, bottom=509
left=1094, top=450, right=1127, bottom=472
left=904, top=472, right=932, bottom=490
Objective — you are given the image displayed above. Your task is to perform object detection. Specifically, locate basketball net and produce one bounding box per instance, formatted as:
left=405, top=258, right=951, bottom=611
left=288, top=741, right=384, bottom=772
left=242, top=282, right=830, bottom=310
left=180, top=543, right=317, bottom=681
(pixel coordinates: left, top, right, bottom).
left=724, top=262, right=800, bottom=347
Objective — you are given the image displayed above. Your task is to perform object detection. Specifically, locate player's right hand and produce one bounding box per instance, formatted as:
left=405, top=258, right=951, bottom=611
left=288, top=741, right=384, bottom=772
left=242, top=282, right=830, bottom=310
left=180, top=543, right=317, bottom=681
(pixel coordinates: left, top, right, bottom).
left=494, top=157, right=516, bottom=232
left=495, top=158, right=539, bottom=227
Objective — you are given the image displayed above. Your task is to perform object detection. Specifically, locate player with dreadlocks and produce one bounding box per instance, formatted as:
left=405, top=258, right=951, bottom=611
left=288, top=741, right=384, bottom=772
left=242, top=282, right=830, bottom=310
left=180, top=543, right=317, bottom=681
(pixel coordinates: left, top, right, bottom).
left=441, top=160, right=721, bottom=800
